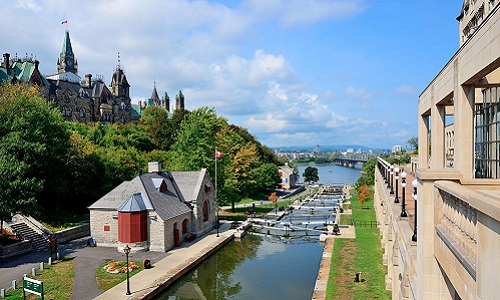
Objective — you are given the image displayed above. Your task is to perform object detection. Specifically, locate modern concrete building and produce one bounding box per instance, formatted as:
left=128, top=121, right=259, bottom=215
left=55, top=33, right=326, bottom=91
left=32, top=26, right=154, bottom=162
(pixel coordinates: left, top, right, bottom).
left=377, top=1, right=500, bottom=299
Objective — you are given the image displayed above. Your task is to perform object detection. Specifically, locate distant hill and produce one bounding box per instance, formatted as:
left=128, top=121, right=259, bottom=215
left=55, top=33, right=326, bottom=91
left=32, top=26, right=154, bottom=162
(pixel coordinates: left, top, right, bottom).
left=273, top=145, right=388, bottom=152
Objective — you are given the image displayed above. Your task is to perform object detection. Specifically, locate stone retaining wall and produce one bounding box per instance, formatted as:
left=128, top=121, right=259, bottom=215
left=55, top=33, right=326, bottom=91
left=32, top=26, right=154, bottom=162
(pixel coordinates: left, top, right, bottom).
left=54, top=223, right=90, bottom=243
left=0, top=240, right=33, bottom=259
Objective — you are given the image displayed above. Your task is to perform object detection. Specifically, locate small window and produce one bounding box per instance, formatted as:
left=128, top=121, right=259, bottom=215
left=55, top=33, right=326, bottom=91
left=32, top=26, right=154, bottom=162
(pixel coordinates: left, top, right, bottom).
left=182, top=219, right=188, bottom=234
left=203, top=200, right=209, bottom=222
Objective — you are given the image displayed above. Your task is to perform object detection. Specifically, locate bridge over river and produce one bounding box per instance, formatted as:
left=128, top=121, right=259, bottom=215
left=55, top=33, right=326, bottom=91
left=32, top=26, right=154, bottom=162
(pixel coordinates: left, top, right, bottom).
left=332, top=153, right=374, bottom=168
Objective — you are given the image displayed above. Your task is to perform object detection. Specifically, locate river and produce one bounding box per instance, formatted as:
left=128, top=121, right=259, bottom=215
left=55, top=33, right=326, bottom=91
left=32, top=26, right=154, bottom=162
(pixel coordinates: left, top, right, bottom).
left=297, top=163, right=361, bottom=185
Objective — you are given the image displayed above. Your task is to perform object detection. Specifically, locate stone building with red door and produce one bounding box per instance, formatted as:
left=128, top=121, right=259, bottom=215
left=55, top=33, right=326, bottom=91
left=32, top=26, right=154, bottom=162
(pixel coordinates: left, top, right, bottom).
left=88, top=162, right=216, bottom=252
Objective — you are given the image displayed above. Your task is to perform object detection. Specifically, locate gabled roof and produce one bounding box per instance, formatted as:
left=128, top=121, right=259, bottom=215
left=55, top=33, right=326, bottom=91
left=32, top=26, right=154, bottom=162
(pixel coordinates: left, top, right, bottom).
left=170, top=169, right=207, bottom=202
left=89, top=170, right=208, bottom=221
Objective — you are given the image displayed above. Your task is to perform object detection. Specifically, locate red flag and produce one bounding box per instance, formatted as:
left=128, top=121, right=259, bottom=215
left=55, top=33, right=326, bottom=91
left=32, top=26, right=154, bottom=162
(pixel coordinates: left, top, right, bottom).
left=61, top=20, right=68, bottom=24
left=215, top=150, right=222, bottom=158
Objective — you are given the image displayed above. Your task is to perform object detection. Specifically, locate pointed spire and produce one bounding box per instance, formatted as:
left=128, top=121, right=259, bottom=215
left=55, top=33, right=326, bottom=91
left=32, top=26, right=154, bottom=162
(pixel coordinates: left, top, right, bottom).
left=60, top=30, right=74, bottom=59
left=151, top=84, right=160, bottom=102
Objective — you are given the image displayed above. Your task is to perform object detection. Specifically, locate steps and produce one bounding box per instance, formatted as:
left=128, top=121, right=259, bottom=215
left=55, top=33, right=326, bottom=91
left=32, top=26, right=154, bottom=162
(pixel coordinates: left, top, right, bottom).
left=10, top=222, right=48, bottom=251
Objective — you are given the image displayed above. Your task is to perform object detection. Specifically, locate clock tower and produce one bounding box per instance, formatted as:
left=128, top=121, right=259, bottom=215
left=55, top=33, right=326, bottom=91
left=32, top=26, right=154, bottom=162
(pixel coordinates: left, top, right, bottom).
left=57, top=30, right=78, bottom=74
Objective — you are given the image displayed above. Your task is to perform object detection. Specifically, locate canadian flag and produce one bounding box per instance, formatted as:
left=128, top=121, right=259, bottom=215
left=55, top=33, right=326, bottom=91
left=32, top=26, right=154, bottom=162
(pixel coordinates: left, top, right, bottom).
left=215, top=150, right=223, bottom=158
left=61, top=20, right=68, bottom=24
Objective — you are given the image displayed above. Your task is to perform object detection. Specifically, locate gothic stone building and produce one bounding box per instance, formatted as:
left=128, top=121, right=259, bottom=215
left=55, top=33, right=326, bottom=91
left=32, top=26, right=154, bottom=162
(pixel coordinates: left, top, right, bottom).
left=1, top=30, right=138, bottom=123
left=88, top=162, right=216, bottom=252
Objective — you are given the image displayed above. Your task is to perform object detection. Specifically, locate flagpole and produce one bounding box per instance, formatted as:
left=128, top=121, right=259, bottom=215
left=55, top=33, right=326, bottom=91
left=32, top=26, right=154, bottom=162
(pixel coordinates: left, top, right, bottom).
left=215, top=148, right=219, bottom=237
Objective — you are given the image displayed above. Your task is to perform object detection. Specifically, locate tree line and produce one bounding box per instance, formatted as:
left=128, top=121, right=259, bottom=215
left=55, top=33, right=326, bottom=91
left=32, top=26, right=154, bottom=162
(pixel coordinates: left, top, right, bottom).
left=0, top=84, right=282, bottom=223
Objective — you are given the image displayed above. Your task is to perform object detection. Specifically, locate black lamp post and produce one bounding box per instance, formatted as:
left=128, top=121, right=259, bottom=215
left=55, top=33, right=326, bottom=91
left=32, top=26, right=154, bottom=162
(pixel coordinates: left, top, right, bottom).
left=411, top=179, right=418, bottom=241
left=386, top=163, right=390, bottom=184
left=394, top=167, right=400, bottom=203
left=390, top=165, right=394, bottom=194
left=124, top=245, right=131, bottom=295
left=400, top=170, right=407, bottom=217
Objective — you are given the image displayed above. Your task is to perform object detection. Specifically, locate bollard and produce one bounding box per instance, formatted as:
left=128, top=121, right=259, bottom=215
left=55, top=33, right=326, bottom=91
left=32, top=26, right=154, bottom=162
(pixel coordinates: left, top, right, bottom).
left=1, top=288, right=5, bottom=297
left=48, top=257, right=52, bottom=265
left=355, top=272, right=363, bottom=282
left=32, top=268, right=36, bottom=276
left=40, top=262, right=44, bottom=270
left=57, top=252, right=60, bottom=260
left=12, top=280, right=16, bottom=290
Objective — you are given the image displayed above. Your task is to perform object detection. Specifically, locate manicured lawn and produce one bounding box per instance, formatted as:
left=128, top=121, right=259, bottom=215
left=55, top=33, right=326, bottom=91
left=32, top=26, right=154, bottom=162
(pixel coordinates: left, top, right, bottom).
left=325, top=191, right=390, bottom=300
left=96, top=260, right=144, bottom=290
left=39, top=212, right=89, bottom=232
left=5, top=257, right=75, bottom=299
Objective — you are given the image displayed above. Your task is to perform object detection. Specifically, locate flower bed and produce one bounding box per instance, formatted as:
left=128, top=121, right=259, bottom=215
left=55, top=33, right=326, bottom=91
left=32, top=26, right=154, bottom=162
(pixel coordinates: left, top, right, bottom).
left=103, top=260, right=139, bottom=274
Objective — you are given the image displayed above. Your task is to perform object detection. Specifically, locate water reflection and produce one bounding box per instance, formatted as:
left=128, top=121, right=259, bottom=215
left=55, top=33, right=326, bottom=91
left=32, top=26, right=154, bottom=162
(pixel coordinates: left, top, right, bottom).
left=155, top=234, right=323, bottom=300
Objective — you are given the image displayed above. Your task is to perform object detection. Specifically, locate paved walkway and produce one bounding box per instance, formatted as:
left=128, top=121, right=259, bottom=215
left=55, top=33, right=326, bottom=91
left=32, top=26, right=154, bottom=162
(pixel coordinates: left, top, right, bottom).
left=1, top=222, right=234, bottom=299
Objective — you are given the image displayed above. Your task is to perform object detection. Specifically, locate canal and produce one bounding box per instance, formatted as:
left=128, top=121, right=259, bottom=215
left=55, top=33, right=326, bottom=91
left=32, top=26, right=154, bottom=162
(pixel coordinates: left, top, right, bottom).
left=155, top=163, right=361, bottom=300
left=154, top=234, right=323, bottom=300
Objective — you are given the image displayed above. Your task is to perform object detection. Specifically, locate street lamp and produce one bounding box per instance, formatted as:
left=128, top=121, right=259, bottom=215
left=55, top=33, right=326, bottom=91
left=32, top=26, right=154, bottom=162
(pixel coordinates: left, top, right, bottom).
left=394, top=167, right=400, bottom=203
left=123, top=245, right=132, bottom=295
left=389, top=165, right=394, bottom=194
left=400, top=170, right=407, bottom=217
left=411, top=179, right=418, bottom=241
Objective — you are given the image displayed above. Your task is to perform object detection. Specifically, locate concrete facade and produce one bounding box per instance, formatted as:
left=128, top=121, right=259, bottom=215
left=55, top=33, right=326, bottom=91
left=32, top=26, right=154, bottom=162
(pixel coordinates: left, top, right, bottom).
left=377, top=2, right=500, bottom=299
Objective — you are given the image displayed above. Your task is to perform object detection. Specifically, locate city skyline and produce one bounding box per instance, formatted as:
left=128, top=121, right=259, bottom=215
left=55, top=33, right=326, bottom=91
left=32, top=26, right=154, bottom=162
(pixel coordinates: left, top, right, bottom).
left=2, top=1, right=460, bottom=148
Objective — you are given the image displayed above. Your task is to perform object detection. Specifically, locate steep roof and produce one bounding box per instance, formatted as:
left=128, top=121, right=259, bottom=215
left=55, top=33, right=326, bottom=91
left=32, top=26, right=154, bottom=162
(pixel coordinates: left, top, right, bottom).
left=88, top=170, right=207, bottom=221
left=170, top=169, right=207, bottom=202
left=61, top=30, right=74, bottom=59
left=0, top=60, right=49, bottom=85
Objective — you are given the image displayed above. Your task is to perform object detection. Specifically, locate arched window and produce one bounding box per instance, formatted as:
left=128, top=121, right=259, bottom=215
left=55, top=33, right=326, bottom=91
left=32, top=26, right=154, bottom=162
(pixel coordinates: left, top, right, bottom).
left=203, top=200, right=209, bottom=222
left=79, top=109, right=85, bottom=118
left=182, top=219, right=188, bottom=234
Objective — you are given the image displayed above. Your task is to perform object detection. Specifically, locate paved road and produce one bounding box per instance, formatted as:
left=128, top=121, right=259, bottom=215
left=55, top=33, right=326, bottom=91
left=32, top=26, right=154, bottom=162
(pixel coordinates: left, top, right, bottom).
left=1, top=237, right=168, bottom=299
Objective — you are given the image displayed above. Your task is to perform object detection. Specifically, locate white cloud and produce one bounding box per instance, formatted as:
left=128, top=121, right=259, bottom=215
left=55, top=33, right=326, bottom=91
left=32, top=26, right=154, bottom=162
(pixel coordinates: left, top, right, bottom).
left=395, top=85, right=416, bottom=96
left=244, top=0, right=367, bottom=26
left=345, top=86, right=377, bottom=100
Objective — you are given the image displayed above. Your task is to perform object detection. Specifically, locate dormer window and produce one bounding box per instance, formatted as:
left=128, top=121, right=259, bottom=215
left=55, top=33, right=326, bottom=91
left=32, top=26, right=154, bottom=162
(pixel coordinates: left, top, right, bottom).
left=204, top=183, right=211, bottom=193
left=152, top=178, right=167, bottom=192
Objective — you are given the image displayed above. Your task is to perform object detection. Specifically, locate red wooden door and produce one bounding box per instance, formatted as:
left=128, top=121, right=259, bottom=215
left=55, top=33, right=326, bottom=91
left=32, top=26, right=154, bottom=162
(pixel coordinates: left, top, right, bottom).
left=173, top=222, right=180, bottom=247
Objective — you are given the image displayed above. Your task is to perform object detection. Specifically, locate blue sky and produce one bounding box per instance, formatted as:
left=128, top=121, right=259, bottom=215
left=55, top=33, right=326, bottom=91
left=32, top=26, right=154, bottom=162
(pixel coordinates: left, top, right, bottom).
left=2, top=0, right=461, bottom=149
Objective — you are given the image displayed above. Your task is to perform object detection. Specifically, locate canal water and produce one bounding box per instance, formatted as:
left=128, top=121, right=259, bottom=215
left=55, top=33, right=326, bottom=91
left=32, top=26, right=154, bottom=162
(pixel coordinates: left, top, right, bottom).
left=154, top=234, right=323, bottom=300
left=155, top=164, right=361, bottom=300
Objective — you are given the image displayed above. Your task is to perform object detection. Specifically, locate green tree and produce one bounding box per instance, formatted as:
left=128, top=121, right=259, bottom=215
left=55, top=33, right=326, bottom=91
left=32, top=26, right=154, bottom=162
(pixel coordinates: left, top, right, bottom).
left=256, top=163, right=280, bottom=189
left=303, top=166, right=319, bottom=183
left=355, top=157, right=377, bottom=188
left=167, top=107, right=227, bottom=172
left=407, top=137, right=418, bottom=151
left=0, top=84, right=69, bottom=219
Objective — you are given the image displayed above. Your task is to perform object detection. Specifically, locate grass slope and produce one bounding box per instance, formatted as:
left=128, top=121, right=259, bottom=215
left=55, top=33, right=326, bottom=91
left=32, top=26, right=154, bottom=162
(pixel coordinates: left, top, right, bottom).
left=325, top=190, right=390, bottom=300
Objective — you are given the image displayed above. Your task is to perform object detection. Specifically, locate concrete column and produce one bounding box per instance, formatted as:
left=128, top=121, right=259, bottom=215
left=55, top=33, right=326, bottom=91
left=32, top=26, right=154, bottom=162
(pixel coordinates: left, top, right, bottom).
left=453, top=57, right=475, bottom=179
left=418, top=112, right=429, bottom=170
left=431, top=85, right=446, bottom=169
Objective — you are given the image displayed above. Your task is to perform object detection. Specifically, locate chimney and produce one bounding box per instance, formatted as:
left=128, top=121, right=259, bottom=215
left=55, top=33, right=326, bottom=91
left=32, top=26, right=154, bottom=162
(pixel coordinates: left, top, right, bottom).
left=148, top=162, right=162, bottom=173
left=3, top=53, right=10, bottom=73
left=85, top=74, right=92, bottom=88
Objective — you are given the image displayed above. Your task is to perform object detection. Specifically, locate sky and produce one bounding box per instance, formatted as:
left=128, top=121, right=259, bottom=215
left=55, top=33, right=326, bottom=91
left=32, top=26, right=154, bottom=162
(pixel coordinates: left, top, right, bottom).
left=1, top=0, right=463, bottom=149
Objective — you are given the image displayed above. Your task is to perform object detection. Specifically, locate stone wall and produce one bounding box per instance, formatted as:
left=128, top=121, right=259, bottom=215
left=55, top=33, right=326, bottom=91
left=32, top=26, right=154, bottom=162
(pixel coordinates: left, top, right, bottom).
left=89, top=209, right=119, bottom=247
left=55, top=223, right=90, bottom=243
left=0, top=240, right=33, bottom=259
